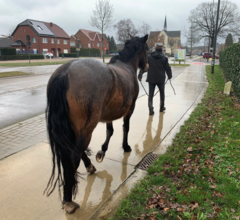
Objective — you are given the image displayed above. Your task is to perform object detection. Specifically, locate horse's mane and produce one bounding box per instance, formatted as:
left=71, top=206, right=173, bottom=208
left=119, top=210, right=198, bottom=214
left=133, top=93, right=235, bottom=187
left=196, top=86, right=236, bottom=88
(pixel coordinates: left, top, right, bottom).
left=109, top=37, right=145, bottom=64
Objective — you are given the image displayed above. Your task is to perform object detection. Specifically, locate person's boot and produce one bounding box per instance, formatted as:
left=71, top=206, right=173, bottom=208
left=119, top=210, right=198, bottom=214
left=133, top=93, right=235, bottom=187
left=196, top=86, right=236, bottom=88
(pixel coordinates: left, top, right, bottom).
left=160, top=107, right=166, bottom=112
left=149, top=108, right=154, bottom=115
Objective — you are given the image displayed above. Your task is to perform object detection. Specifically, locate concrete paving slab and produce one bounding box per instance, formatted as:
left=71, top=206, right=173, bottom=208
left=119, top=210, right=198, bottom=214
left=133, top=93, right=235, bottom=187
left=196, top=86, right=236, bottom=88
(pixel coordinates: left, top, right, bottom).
left=0, top=142, right=135, bottom=220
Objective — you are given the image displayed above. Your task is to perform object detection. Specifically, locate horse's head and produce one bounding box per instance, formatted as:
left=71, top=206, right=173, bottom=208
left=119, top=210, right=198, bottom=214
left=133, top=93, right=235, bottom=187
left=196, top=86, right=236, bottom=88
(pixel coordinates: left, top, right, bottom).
left=136, top=34, right=149, bottom=70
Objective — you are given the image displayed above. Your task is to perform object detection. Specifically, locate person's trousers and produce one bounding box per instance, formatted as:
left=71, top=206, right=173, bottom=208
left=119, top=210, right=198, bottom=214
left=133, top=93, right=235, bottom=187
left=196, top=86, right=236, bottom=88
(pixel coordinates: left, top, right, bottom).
left=148, top=83, right=165, bottom=111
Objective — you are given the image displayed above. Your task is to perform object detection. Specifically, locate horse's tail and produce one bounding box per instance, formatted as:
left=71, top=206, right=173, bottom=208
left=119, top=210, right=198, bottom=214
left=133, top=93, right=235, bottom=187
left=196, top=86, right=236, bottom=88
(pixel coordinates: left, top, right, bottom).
left=44, top=67, right=78, bottom=198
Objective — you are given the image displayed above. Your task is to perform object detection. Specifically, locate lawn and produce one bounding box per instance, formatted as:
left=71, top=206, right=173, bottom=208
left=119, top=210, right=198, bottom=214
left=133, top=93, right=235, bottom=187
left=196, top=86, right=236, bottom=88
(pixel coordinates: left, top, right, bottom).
left=0, top=61, right=69, bottom=67
left=0, top=71, right=34, bottom=78
left=111, top=65, right=240, bottom=220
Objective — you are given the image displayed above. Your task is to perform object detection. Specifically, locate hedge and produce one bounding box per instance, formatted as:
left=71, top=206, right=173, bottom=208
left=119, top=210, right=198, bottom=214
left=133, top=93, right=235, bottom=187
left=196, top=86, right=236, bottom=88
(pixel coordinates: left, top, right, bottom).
left=219, top=43, right=240, bottom=101
left=0, top=48, right=16, bottom=55
left=70, top=47, right=101, bottom=57
left=0, top=54, right=44, bottom=61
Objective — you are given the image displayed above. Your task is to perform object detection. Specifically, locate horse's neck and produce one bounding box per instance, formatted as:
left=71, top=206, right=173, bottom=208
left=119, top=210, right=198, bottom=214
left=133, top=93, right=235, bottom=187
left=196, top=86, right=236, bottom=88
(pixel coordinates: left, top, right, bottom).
left=128, top=57, right=139, bottom=74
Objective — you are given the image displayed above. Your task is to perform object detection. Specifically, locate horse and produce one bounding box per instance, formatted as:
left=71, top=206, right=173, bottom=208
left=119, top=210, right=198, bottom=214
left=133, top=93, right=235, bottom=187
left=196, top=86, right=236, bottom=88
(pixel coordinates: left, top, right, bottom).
left=44, top=34, right=149, bottom=214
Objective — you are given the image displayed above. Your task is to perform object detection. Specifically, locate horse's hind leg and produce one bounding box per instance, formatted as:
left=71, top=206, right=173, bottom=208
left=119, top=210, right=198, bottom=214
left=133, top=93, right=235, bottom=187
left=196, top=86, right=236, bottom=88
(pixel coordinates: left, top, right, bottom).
left=62, top=152, right=81, bottom=214
left=96, top=122, right=114, bottom=163
left=82, top=151, right=96, bottom=174
left=122, top=103, right=136, bottom=152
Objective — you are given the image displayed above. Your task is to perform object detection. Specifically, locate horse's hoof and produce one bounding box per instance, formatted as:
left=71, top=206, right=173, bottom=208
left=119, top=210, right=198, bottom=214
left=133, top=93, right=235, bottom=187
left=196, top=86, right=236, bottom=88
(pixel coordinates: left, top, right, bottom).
left=86, top=164, right=97, bottom=174
left=96, top=150, right=105, bottom=163
left=62, top=201, right=80, bottom=214
left=123, top=145, right=132, bottom=152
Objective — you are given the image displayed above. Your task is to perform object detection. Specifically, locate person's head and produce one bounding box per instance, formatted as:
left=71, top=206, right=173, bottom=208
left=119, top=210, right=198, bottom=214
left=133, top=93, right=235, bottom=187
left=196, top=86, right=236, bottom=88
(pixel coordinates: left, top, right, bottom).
left=155, top=44, right=163, bottom=52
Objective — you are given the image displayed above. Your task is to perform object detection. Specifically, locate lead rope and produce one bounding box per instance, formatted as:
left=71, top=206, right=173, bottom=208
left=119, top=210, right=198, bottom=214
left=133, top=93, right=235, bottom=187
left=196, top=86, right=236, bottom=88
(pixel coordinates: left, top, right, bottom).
left=140, top=79, right=176, bottom=96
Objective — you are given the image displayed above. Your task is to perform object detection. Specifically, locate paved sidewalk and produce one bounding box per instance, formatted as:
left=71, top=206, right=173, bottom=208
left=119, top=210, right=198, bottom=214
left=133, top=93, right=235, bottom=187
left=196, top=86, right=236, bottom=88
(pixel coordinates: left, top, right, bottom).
left=0, top=114, right=47, bottom=160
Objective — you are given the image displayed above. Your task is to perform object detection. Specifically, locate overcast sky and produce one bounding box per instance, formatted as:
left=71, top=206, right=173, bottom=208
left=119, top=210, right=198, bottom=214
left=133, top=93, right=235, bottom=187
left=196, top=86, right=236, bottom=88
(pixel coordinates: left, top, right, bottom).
left=0, top=0, right=240, bottom=44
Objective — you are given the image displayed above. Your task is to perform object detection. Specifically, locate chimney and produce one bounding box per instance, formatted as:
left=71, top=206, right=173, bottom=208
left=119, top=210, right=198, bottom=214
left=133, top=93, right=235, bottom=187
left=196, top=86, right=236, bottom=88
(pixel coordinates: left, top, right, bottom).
left=50, top=22, right=53, bottom=27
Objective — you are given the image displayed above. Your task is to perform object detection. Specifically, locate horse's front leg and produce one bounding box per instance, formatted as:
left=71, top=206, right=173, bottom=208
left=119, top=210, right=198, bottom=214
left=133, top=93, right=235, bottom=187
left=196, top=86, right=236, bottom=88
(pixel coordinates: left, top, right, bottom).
left=96, top=122, right=114, bottom=163
left=122, top=103, right=136, bottom=152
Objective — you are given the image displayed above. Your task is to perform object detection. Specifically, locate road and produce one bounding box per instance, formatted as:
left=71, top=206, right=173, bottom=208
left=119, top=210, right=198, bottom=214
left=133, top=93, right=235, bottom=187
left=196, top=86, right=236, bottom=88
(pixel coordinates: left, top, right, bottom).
left=0, top=64, right=187, bottom=129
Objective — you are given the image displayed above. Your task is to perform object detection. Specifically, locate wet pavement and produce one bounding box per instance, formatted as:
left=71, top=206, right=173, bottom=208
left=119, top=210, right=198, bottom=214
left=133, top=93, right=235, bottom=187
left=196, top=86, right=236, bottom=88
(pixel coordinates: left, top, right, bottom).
left=0, top=66, right=185, bottom=129
left=0, top=63, right=208, bottom=220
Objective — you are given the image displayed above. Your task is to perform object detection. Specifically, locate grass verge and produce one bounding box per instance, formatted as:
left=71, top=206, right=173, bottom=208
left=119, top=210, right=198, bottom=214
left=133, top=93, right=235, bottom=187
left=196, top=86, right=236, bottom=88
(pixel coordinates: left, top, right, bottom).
left=0, top=71, right=33, bottom=78
left=0, top=61, right=69, bottom=67
left=170, top=64, right=190, bottom=67
left=111, top=65, right=240, bottom=220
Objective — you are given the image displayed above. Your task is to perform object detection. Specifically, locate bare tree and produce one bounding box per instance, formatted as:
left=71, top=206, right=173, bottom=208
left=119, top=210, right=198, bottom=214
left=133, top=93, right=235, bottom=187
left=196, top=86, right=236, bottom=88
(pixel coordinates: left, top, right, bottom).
left=138, top=22, right=151, bottom=36
left=114, top=19, right=138, bottom=43
left=183, top=23, right=201, bottom=57
left=188, top=0, right=240, bottom=48
left=89, top=0, right=114, bottom=62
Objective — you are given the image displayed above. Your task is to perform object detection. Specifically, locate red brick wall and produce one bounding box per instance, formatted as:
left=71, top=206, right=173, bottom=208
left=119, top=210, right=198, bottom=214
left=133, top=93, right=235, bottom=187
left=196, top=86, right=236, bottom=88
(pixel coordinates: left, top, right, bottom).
left=12, top=25, right=70, bottom=56
left=74, top=30, right=109, bottom=55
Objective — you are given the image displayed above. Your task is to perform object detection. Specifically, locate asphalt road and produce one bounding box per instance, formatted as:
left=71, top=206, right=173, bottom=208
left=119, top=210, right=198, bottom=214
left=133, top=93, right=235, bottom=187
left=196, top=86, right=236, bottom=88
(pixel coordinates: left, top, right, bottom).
left=0, top=65, right=187, bottom=129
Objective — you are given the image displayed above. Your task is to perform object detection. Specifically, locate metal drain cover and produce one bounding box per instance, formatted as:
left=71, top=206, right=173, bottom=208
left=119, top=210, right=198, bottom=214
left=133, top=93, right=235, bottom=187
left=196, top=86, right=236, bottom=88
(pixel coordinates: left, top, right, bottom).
left=136, top=153, right=158, bottom=170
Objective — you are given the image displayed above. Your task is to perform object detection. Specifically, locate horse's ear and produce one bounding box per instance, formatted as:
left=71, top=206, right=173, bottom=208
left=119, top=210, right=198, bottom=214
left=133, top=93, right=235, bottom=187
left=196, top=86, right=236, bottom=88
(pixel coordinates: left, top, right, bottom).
left=129, top=34, right=133, bottom=39
left=143, top=34, right=148, bottom=42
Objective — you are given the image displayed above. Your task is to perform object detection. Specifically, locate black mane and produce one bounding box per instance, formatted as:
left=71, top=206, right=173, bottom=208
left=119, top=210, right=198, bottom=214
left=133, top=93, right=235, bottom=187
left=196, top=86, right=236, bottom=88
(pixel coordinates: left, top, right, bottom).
left=109, top=37, right=145, bottom=64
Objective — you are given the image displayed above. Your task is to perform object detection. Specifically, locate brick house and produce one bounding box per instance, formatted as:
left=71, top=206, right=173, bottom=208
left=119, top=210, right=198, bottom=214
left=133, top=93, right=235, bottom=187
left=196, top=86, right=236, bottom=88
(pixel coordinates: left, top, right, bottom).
left=70, top=29, right=109, bottom=55
left=11, top=19, right=70, bottom=56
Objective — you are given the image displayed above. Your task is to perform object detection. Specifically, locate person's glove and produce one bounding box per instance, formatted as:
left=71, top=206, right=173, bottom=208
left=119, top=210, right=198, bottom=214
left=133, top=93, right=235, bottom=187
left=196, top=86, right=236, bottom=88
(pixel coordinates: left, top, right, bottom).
left=168, top=76, right=172, bottom=80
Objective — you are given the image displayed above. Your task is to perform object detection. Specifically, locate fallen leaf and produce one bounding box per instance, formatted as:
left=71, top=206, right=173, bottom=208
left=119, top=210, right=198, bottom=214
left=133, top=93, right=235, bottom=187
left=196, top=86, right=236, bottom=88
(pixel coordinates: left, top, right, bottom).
left=187, top=147, right=193, bottom=152
left=164, top=208, right=169, bottom=212
left=153, top=172, right=159, bottom=176
left=210, top=185, right=217, bottom=189
left=231, top=208, right=236, bottom=213
left=191, top=202, right=199, bottom=210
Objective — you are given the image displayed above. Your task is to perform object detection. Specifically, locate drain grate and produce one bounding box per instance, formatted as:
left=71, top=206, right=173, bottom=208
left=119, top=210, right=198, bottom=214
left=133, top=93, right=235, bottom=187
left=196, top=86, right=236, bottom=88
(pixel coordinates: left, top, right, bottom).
left=136, top=153, right=158, bottom=170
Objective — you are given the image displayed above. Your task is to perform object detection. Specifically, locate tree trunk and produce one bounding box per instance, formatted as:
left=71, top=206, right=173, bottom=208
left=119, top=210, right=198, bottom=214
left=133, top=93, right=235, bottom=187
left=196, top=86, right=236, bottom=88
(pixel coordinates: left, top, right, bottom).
left=102, top=26, right=104, bottom=63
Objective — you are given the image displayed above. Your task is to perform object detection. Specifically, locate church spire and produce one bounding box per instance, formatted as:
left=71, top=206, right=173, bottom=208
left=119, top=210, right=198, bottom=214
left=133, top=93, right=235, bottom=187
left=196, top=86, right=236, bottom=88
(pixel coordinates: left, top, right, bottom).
left=164, top=16, right=167, bottom=31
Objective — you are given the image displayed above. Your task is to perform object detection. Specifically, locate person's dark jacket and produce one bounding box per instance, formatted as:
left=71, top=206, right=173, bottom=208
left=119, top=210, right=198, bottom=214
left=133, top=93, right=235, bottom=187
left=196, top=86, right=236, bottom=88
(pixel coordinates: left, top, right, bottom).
left=138, top=51, right=172, bottom=84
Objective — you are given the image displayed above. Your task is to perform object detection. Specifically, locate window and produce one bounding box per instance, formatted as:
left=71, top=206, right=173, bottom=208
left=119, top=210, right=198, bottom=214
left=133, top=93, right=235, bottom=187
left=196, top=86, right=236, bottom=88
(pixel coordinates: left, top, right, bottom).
left=42, top=38, right=47, bottom=43
left=70, top=41, right=75, bottom=46
left=37, top=25, right=43, bottom=31
left=92, top=42, right=94, bottom=46
left=32, top=37, right=36, bottom=43
left=175, top=40, right=178, bottom=44
left=63, top=40, right=68, bottom=44
left=63, top=49, right=68, bottom=53
left=103, top=43, right=104, bottom=47
left=51, top=39, right=54, bottom=44
left=97, top=43, right=99, bottom=47
left=43, top=49, right=48, bottom=52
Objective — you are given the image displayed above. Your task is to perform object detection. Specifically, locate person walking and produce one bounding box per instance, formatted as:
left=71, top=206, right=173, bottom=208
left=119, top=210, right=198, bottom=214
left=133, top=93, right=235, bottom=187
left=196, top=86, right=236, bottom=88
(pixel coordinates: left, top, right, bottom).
left=138, top=44, right=172, bottom=115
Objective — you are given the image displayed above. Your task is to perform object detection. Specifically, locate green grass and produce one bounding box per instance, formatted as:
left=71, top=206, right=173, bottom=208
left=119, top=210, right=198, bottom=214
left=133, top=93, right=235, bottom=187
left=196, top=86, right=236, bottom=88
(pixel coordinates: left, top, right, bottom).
left=0, top=61, right=70, bottom=67
left=110, top=65, right=240, bottom=220
left=170, top=64, right=190, bottom=67
left=0, top=71, right=34, bottom=78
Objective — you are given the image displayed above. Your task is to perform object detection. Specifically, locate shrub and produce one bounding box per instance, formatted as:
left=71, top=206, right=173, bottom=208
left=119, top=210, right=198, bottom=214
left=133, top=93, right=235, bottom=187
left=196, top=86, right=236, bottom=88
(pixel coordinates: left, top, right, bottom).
left=0, top=48, right=16, bottom=55
left=219, top=43, right=240, bottom=101
left=59, top=53, right=78, bottom=58
left=69, top=48, right=101, bottom=57
left=0, top=54, right=44, bottom=60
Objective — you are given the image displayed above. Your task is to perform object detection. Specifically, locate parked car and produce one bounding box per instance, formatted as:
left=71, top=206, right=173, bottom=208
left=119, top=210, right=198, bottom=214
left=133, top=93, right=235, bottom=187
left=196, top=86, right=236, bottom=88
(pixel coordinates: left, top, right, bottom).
left=42, top=52, right=54, bottom=58
left=203, top=52, right=219, bottom=59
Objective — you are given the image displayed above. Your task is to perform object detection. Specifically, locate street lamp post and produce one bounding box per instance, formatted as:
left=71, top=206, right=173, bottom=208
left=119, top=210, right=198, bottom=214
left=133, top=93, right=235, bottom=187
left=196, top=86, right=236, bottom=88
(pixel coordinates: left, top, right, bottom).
left=211, top=0, right=221, bottom=74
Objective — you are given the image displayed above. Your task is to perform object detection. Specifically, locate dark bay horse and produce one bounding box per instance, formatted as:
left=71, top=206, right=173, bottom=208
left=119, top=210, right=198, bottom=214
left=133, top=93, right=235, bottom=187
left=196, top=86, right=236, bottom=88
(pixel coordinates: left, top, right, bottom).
left=45, top=34, right=148, bottom=213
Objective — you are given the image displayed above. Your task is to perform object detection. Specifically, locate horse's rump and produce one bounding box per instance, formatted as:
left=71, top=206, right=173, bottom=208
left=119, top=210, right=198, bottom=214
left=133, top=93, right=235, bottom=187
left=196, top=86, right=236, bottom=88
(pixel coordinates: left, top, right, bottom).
left=65, top=59, right=138, bottom=125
